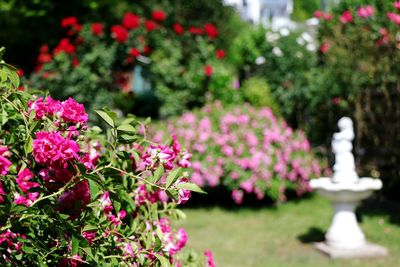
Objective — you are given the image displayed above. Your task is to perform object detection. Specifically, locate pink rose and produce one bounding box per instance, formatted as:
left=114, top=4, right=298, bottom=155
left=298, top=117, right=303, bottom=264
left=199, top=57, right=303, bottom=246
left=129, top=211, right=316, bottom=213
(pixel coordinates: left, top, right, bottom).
left=357, top=5, right=374, bottom=19
left=340, top=10, right=353, bottom=24
left=60, top=97, right=88, bottom=123
left=16, top=169, right=39, bottom=192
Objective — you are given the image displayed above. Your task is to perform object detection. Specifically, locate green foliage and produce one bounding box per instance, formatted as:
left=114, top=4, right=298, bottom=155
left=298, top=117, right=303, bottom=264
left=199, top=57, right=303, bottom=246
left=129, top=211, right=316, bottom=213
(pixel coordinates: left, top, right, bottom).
left=240, top=77, right=280, bottom=115
left=292, top=0, right=320, bottom=21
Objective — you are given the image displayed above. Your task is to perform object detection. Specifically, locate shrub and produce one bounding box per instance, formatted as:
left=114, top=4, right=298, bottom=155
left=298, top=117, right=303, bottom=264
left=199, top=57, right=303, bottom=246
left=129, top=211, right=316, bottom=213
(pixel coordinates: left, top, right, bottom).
left=0, top=48, right=207, bottom=266
left=230, top=25, right=318, bottom=128
left=240, top=77, right=280, bottom=115
left=152, top=101, right=325, bottom=204
left=315, top=1, right=400, bottom=199
left=28, top=10, right=234, bottom=118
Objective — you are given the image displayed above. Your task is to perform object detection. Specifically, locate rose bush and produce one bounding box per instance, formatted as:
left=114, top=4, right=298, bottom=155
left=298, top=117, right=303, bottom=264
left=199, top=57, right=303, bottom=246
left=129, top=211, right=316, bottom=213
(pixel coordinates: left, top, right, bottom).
left=0, top=48, right=209, bottom=266
left=28, top=10, right=233, bottom=119
left=314, top=1, right=400, bottom=199
left=152, top=101, right=326, bottom=204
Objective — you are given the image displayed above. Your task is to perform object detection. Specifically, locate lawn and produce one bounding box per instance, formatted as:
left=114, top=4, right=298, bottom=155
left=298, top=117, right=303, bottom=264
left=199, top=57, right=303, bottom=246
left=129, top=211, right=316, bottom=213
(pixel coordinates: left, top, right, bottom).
left=176, top=195, right=400, bottom=267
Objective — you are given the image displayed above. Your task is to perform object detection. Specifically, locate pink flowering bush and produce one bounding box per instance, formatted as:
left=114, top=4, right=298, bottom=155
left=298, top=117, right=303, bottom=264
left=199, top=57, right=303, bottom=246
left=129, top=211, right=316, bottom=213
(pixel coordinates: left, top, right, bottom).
left=0, top=48, right=209, bottom=266
left=152, top=101, right=325, bottom=204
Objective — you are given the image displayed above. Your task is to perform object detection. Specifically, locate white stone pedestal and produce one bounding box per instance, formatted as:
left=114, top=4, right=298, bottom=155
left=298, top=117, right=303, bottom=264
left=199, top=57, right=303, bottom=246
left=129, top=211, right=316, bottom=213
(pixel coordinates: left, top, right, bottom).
left=314, top=242, right=388, bottom=259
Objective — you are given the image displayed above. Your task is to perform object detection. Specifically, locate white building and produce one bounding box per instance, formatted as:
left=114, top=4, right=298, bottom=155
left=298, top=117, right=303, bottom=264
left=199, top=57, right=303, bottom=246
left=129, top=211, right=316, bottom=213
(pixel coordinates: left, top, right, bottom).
left=224, top=0, right=295, bottom=29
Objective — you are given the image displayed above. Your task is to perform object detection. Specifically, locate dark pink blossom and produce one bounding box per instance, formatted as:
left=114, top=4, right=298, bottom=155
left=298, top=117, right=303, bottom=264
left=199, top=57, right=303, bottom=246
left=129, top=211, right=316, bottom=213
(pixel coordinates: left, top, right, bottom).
left=340, top=10, right=353, bottom=24
left=82, top=230, right=96, bottom=245
left=204, top=250, right=216, bottom=267
left=357, top=5, right=374, bottom=19
left=16, top=169, right=39, bottom=193
left=388, top=12, right=400, bottom=25
left=61, top=97, right=88, bottom=123
left=99, top=191, right=113, bottom=213
left=33, top=131, right=80, bottom=168
left=0, top=146, right=11, bottom=176
left=141, top=145, right=176, bottom=170
left=57, top=180, right=90, bottom=220
left=174, top=178, right=191, bottom=204
left=394, top=1, right=400, bottom=9
left=13, top=192, right=39, bottom=207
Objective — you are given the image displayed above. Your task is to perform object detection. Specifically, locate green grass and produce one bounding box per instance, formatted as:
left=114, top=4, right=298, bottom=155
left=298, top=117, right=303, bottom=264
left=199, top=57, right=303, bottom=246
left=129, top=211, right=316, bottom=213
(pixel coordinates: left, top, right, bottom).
left=176, top=195, right=400, bottom=267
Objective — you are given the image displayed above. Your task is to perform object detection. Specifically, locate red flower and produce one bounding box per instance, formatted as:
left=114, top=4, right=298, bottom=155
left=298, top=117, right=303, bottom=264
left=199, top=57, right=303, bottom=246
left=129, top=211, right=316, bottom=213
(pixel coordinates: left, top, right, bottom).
left=129, top=48, right=140, bottom=57
left=16, top=69, right=24, bottom=77
left=122, top=12, right=140, bottom=30
left=57, top=180, right=90, bottom=221
left=152, top=10, right=166, bottom=22
left=204, top=65, right=213, bottom=77
left=53, top=38, right=75, bottom=55
left=339, top=10, right=353, bottom=24
left=72, top=57, right=79, bottom=68
left=319, top=42, right=330, bottom=53
left=111, top=25, right=129, bottom=43
left=189, top=26, right=203, bottom=35
left=145, top=20, right=157, bottom=31
left=91, top=23, right=104, bottom=36
left=74, top=24, right=82, bottom=32
left=173, top=23, right=184, bottom=35
left=216, top=49, right=225, bottom=59
left=144, top=46, right=152, bottom=55
left=61, top=16, right=78, bottom=28
left=204, top=23, right=218, bottom=38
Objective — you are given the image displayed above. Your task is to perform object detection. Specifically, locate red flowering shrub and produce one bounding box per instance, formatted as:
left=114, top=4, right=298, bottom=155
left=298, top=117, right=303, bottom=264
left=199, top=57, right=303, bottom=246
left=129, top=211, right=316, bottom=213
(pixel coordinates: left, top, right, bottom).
left=0, top=49, right=208, bottom=266
left=29, top=11, right=231, bottom=118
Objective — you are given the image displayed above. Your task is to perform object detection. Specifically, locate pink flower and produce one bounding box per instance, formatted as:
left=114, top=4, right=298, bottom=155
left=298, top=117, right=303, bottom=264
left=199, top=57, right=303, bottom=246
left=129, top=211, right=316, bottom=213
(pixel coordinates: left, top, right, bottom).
left=357, top=5, right=374, bottom=19
left=56, top=180, right=90, bottom=220
left=122, top=242, right=135, bottom=256
left=45, top=96, right=62, bottom=116
left=394, top=1, right=400, bottom=10
left=177, top=151, right=191, bottom=168
left=16, top=169, right=39, bottom=193
left=82, top=230, right=96, bottom=245
left=313, top=10, right=324, bottom=18
left=99, top=191, right=113, bottom=213
left=387, top=12, right=400, bottom=25
left=174, top=178, right=191, bottom=204
left=33, top=131, right=80, bottom=168
left=159, top=218, right=171, bottom=234
left=231, top=189, right=244, bottom=204
left=39, top=168, right=73, bottom=189
left=141, top=145, right=176, bottom=170
left=204, top=250, right=216, bottom=267
left=61, top=97, right=88, bottom=123
left=176, top=228, right=188, bottom=249
left=0, top=182, right=6, bottom=203
left=134, top=184, right=149, bottom=206
left=340, top=10, right=353, bottom=24
left=122, top=12, right=140, bottom=29
left=13, top=192, right=39, bottom=207
left=28, top=97, right=47, bottom=119
left=319, top=42, right=331, bottom=53
left=0, top=146, right=11, bottom=176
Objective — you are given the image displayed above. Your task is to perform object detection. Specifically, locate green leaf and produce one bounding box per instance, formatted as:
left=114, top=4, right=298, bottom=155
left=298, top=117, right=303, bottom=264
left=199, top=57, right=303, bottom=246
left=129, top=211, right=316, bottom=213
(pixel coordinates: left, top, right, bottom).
left=175, top=209, right=187, bottom=220
left=154, top=254, right=170, bottom=267
left=166, top=189, right=178, bottom=201
left=24, top=136, right=33, bottom=155
left=95, top=110, right=114, bottom=127
left=166, top=168, right=182, bottom=188
left=82, top=225, right=97, bottom=232
left=88, top=179, right=100, bottom=200
left=149, top=165, right=164, bottom=184
left=117, top=124, right=136, bottom=133
left=72, top=235, right=79, bottom=255
left=175, top=182, right=206, bottom=194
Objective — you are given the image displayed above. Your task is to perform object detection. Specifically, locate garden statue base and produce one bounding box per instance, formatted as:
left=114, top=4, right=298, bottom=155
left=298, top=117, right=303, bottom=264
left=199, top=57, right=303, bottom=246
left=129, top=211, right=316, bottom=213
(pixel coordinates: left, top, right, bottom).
left=314, top=242, right=388, bottom=259
left=310, top=117, right=387, bottom=259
